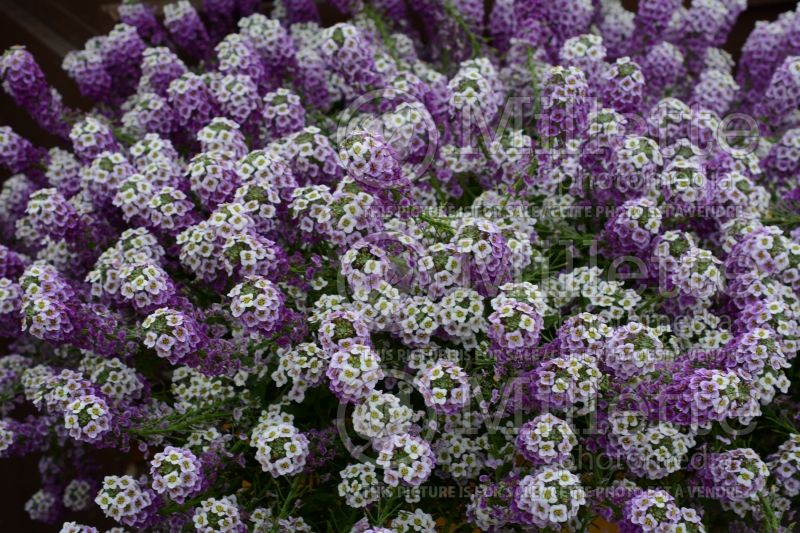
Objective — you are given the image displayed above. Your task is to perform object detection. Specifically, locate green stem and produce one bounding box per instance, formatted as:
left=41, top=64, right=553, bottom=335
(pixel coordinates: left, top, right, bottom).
left=527, top=47, right=541, bottom=119
left=269, top=476, right=305, bottom=532
left=363, top=5, right=398, bottom=63
left=763, top=407, right=799, bottom=435
left=112, top=127, right=137, bottom=146
left=131, top=406, right=232, bottom=437
left=762, top=213, right=800, bottom=228
left=426, top=172, right=448, bottom=205
left=374, top=489, right=402, bottom=526
left=759, top=492, right=781, bottom=533
left=443, top=2, right=482, bottom=58
left=419, top=212, right=456, bottom=235
left=476, top=134, right=491, bottom=161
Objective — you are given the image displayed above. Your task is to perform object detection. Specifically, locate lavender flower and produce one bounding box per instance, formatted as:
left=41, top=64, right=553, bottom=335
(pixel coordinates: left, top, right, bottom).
left=167, top=74, right=220, bottom=143
left=119, top=1, right=167, bottom=44
left=513, top=467, right=585, bottom=528
left=70, top=117, right=120, bottom=163
left=414, top=360, right=470, bottom=414
left=320, top=23, right=384, bottom=94
left=101, top=24, right=146, bottom=97
left=163, top=1, right=211, bottom=62
left=63, top=394, right=112, bottom=443
left=228, top=276, right=285, bottom=336
left=261, top=88, right=305, bottom=141
left=251, top=419, right=309, bottom=476
left=95, top=475, right=158, bottom=528
left=150, top=445, right=204, bottom=502
left=192, top=496, right=243, bottom=533
left=326, top=343, right=383, bottom=403
left=376, top=433, right=434, bottom=487
left=516, top=413, right=577, bottom=466
left=139, top=47, right=187, bottom=97
left=1, top=46, right=68, bottom=136
left=0, top=126, right=44, bottom=176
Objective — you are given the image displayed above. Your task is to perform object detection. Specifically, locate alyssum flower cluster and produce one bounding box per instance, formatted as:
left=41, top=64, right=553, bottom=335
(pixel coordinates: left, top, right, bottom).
left=2, top=0, right=800, bottom=531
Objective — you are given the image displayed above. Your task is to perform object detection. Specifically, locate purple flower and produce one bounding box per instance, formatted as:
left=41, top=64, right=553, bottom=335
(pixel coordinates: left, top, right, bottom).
left=601, top=57, right=645, bottom=115
left=0, top=278, right=22, bottom=335
left=167, top=74, right=221, bottom=145
left=95, top=475, right=159, bottom=528
left=164, top=1, right=211, bottom=62
left=81, top=151, right=135, bottom=213
left=212, top=76, right=262, bottom=137
left=238, top=14, right=297, bottom=88
left=0, top=46, right=69, bottom=137
left=119, top=1, right=167, bottom=44
left=488, top=299, right=543, bottom=364
left=696, top=448, right=769, bottom=504
left=619, top=489, right=701, bottom=532
left=691, top=68, right=739, bottom=116
left=121, top=92, right=174, bottom=138
left=203, top=0, right=237, bottom=41
left=64, top=393, right=112, bottom=443
left=187, top=150, right=241, bottom=209
left=272, top=126, right=343, bottom=186
left=63, top=47, right=114, bottom=103
left=232, top=178, right=282, bottom=234
left=197, top=118, right=249, bottom=160
left=640, top=42, right=686, bottom=101
left=737, top=19, right=788, bottom=105
left=69, top=117, right=120, bottom=163
left=227, top=276, right=285, bottom=336
left=320, top=23, right=384, bottom=94
left=763, top=128, right=800, bottom=186
left=768, top=434, right=800, bottom=498
left=513, top=467, right=585, bottom=528
left=538, top=65, right=589, bottom=159
left=215, top=34, right=268, bottom=92
left=634, top=0, right=681, bottom=42
left=150, top=445, right=204, bottom=503
left=118, top=263, right=178, bottom=313
left=25, top=188, right=83, bottom=242
left=0, top=126, right=45, bottom=177
left=44, top=147, right=82, bottom=198
left=318, top=309, right=370, bottom=354
left=602, top=198, right=662, bottom=256
left=339, top=130, right=410, bottom=212
left=101, top=24, right=146, bottom=97
left=376, top=433, right=434, bottom=487
left=414, top=360, right=470, bottom=414
left=142, top=308, right=204, bottom=366
left=758, top=56, right=800, bottom=128
left=516, top=413, right=577, bottom=466
left=261, top=88, right=305, bottom=141
left=452, top=218, right=513, bottom=297
left=251, top=419, right=309, bottom=476
left=139, top=47, right=188, bottom=97
left=279, top=0, right=319, bottom=24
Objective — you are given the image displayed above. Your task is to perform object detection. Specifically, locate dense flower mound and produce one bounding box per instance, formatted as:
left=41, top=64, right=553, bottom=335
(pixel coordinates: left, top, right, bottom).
left=3, top=0, right=800, bottom=531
